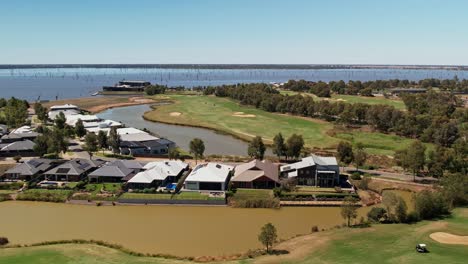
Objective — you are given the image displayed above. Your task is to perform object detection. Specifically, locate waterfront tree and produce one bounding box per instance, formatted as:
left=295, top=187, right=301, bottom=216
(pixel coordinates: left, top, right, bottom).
left=341, top=196, right=358, bottom=227
left=272, top=133, right=286, bottom=160
left=258, top=223, right=277, bottom=253
left=248, top=136, right=266, bottom=160
left=75, top=119, right=86, bottom=138
left=189, top=138, right=205, bottom=164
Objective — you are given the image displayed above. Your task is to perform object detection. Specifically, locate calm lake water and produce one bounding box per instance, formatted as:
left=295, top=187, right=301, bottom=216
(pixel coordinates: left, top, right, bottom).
left=97, top=104, right=273, bottom=156
left=0, top=191, right=413, bottom=256
left=1, top=67, right=467, bottom=100
left=0, top=201, right=369, bottom=256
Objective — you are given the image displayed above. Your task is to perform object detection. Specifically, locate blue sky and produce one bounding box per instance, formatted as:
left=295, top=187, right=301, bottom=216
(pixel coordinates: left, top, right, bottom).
left=1, top=0, right=467, bottom=65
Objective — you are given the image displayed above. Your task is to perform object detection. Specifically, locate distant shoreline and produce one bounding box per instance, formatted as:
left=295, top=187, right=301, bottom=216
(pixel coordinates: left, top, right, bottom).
left=1, top=64, right=468, bottom=70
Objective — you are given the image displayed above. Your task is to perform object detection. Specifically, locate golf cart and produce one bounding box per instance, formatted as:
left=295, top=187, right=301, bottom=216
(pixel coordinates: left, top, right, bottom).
left=416, top=244, right=429, bottom=253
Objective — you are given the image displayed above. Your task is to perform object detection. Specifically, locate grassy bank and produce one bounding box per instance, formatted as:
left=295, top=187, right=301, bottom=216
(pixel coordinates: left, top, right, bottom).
left=120, top=192, right=225, bottom=201
left=144, top=94, right=425, bottom=155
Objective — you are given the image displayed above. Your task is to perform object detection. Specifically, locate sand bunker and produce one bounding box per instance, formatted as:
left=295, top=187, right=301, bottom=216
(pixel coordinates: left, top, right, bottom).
left=232, top=112, right=256, bottom=118
left=430, top=232, right=468, bottom=245
left=170, top=112, right=182, bottom=117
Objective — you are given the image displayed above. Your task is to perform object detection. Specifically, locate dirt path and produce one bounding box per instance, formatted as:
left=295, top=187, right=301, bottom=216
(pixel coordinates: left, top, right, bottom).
left=430, top=232, right=468, bottom=245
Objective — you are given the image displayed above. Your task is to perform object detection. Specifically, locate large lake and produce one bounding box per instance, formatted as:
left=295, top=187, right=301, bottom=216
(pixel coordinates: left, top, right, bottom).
left=1, top=67, right=467, bottom=100
left=97, top=104, right=272, bottom=156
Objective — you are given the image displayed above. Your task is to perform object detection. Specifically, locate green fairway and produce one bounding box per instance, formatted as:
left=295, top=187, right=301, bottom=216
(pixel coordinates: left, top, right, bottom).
left=296, top=208, right=468, bottom=264
left=279, top=90, right=406, bottom=110
left=145, top=94, right=340, bottom=149
left=334, top=130, right=434, bottom=156
left=144, top=94, right=426, bottom=155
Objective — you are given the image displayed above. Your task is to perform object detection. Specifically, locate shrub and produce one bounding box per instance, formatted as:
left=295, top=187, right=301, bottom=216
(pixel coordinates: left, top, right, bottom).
left=414, top=190, right=450, bottom=219
left=0, top=193, right=12, bottom=202
left=311, top=226, right=319, bottom=233
left=272, top=187, right=282, bottom=197
left=96, top=201, right=102, bottom=206
left=0, top=237, right=9, bottom=246
left=406, top=211, right=420, bottom=223
left=232, top=198, right=280, bottom=208
left=0, top=182, right=23, bottom=190
left=367, top=207, right=387, bottom=222
left=350, top=172, right=361, bottom=180
left=13, top=155, right=21, bottom=163
left=75, top=181, right=87, bottom=190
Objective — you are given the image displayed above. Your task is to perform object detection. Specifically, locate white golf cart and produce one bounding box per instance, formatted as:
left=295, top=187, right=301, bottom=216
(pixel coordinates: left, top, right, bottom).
left=416, top=244, right=428, bottom=253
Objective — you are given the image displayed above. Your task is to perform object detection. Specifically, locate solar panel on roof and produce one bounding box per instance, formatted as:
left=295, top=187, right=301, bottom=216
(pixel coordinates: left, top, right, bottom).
left=56, top=168, right=70, bottom=174
left=29, top=160, right=41, bottom=167
left=78, top=163, right=90, bottom=170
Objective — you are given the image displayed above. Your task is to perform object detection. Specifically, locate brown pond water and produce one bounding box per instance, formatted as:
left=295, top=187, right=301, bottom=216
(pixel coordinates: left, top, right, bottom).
left=0, top=191, right=413, bottom=257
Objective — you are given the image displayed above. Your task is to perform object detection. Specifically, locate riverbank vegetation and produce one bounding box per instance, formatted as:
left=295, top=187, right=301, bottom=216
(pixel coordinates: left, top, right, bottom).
left=228, top=189, right=279, bottom=208
left=16, top=189, right=73, bottom=203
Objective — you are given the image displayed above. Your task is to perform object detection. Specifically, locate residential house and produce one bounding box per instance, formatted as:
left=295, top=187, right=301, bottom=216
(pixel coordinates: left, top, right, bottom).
left=88, top=160, right=144, bottom=183
left=117, top=127, right=176, bottom=156
left=1, top=132, right=39, bottom=143
left=2, top=158, right=59, bottom=181
left=280, top=155, right=339, bottom=187
left=231, top=159, right=279, bottom=189
left=43, top=158, right=105, bottom=182
left=48, top=104, right=80, bottom=120
left=184, top=163, right=233, bottom=191
left=127, top=160, right=189, bottom=189
left=0, top=140, right=36, bottom=157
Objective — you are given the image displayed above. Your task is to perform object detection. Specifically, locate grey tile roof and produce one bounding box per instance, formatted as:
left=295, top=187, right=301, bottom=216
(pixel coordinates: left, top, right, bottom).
left=44, top=158, right=104, bottom=176
left=5, top=158, right=56, bottom=176
left=0, top=140, right=35, bottom=151
left=88, top=160, right=141, bottom=178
